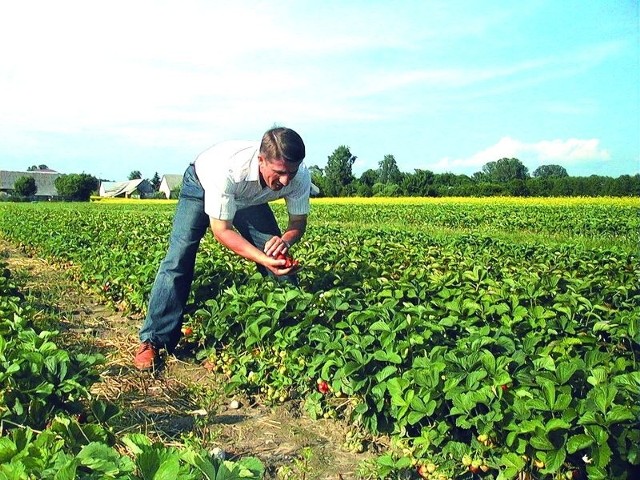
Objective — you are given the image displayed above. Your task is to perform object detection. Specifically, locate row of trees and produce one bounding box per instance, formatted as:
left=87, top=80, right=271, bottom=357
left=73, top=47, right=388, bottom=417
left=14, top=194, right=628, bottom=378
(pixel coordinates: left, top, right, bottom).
left=11, top=174, right=99, bottom=201
left=9, top=151, right=639, bottom=201
left=310, top=147, right=640, bottom=197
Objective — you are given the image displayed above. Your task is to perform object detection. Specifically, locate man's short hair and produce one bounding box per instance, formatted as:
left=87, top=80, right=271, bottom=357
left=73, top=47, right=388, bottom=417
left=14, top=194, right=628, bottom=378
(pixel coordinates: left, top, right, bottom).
left=260, top=127, right=305, bottom=164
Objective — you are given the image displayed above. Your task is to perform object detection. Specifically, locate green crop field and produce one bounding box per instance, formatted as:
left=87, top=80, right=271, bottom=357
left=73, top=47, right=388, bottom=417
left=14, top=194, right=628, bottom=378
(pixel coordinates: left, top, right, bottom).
left=0, top=197, right=638, bottom=479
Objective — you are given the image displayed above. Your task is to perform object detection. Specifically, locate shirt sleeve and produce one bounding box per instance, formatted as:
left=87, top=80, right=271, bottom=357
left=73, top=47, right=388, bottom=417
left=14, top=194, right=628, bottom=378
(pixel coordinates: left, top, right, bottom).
left=284, top=167, right=311, bottom=216
left=204, top=175, right=237, bottom=221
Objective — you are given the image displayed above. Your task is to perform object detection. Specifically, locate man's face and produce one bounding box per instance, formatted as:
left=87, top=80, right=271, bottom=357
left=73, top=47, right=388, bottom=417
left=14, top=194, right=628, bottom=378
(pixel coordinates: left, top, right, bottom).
left=258, top=156, right=299, bottom=191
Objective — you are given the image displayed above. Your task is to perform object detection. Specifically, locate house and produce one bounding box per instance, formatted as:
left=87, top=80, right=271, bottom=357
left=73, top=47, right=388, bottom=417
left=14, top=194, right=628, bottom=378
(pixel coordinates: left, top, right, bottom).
left=99, top=179, right=155, bottom=198
left=0, top=170, right=62, bottom=199
left=158, top=174, right=183, bottom=199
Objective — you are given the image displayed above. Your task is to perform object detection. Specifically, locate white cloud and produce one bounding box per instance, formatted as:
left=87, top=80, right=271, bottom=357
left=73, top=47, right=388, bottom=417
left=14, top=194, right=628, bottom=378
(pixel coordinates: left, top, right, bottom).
left=433, top=137, right=611, bottom=173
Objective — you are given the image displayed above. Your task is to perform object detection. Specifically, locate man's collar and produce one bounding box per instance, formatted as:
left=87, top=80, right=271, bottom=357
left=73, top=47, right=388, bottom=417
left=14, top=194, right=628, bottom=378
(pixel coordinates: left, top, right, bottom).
left=247, top=148, right=261, bottom=182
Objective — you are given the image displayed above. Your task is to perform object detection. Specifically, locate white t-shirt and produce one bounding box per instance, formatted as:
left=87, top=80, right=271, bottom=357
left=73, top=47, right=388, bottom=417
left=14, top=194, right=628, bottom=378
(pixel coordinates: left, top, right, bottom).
left=193, top=140, right=311, bottom=221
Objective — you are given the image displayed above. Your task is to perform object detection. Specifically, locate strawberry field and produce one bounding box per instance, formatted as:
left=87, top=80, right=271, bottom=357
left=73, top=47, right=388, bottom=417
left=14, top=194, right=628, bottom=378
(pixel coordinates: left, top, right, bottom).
left=0, top=197, right=638, bottom=480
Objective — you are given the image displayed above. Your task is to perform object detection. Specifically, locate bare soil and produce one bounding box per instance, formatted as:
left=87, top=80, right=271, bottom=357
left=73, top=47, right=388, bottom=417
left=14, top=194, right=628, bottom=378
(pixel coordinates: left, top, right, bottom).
left=1, top=239, right=376, bottom=479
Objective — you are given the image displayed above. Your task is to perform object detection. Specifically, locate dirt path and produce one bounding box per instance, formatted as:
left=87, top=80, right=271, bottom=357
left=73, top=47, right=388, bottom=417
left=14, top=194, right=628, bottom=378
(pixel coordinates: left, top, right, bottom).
left=1, top=240, right=375, bottom=479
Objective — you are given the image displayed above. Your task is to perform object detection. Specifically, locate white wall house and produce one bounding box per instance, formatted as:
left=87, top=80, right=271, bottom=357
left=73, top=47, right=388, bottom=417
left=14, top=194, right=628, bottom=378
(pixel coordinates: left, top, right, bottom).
left=99, top=179, right=154, bottom=198
left=159, top=174, right=183, bottom=199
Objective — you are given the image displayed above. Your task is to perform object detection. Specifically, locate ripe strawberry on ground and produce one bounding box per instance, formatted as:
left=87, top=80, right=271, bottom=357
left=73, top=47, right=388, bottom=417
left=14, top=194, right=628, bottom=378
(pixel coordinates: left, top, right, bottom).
left=316, top=379, right=330, bottom=394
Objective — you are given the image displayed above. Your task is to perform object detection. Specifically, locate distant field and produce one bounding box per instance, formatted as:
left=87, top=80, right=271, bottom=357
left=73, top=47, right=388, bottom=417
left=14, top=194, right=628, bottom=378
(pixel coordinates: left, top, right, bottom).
left=86, top=196, right=639, bottom=248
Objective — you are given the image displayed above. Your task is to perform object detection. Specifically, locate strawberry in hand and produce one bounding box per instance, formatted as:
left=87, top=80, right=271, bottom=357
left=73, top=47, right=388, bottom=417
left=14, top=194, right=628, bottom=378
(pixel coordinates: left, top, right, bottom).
left=275, top=252, right=301, bottom=270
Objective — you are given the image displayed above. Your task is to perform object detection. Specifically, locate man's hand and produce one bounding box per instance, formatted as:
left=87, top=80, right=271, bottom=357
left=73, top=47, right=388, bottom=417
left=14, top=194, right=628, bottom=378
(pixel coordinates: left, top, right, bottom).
left=263, top=235, right=289, bottom=258
left=263, top=254, right=300, bottom=276
left=263, top=236, right=301, bottom=276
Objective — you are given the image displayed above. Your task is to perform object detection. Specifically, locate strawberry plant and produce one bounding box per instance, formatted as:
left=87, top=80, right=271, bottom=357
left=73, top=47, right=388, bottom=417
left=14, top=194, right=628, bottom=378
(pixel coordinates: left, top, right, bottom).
left=0, top=261, right=265, bottom=479
left=0, top=262, right=104, bottom=431
left=1, top=198, right=638, bottom=479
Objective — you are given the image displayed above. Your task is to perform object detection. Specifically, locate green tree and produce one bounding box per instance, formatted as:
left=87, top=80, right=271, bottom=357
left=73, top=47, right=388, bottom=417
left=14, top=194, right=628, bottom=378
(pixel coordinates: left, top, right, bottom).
left=150, top=172, right=161, bottom=190
left=609, top=174, right=640, bottom=196
left=306, top=165, right=326, bottom=198
left=27, top=164, right=49, bottom=171
left=481, top=158, right=529, bottom=182
left=170, top=183, right=182, bottom=199
left=355, top=169, right=379, bottom=197
left=372, top=182, right=400, bottom=197
left=14, top=176, right=37, bottom=197
left=359, top=169, right=379, bottom=187
left=377, top=154, right=402, bottom=184
left=433, top=173, right=473, bottom=196
left=323, top=146, right=356, bottom=197
left=533, top=164, right=568, bottom=178
left=401, top=169, right=436, bottom=196
left=128, top=170, right=142, bottom=180
left=55, top=174, right=99, bottom=201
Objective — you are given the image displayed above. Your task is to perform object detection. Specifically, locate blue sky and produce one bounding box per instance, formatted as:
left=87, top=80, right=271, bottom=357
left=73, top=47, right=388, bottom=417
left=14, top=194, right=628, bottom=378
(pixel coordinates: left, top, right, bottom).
left=0, top=0, right=637, bottom=181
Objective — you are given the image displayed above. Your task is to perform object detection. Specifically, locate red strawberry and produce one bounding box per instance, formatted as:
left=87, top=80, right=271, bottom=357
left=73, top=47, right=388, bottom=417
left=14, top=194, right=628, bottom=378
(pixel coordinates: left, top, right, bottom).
left=276, top=252, right=299, bottom=269
left=317, top=379, right=330, bottom=394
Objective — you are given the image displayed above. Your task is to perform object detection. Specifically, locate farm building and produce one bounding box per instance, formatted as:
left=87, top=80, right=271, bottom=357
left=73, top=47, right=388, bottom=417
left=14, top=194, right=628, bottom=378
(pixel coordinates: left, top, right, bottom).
left=0, top=170, right=62, bottom=199
left=99, top=179, right=155, bottom=198
left=158, top=174, right=182, bottom=199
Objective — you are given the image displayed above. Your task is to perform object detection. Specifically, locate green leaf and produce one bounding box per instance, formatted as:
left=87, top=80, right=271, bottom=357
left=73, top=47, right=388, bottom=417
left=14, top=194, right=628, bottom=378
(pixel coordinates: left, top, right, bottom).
left=499, top=452, right=525, bottom=479
left=553, top=393, right=572, bottom=412
left=530, top=434, right=554, bottom=450
left=585, top=465, right=608, bottom=480
left=593, top=440, right=613, bottom=468
left=465, top=370, right=487, bottom=389
left=587, top=367, right=608, bottom=386
left=53, top=459, right=79, bottom=480
left=137, top=449, right=161, bottom=479
left=373, top=350, right=402, bottom=364
left=606, top=405, right=636, bottom=425
left=374, top=365, right=397, bottom=383
left=538, top=378, right=556, bottom=409
left=236, top=456, right=265, bottom=476
left=528, top=398, right=548, bottom=411
left=121, top=433, right=152, bottom=456
left=543, top=448, right=566, bottom=473
left=593, top=385, right=617, bottom=414
left=555, top=361, right=578, bottom=385
left=566, top=434, right=594, bottom=453
left=154, top=456, right=181, bottom=480
left=533, top=356, right=556, bottom=372
left=77, top=442, right=121, bottom=475
left=376, top=454, right=395, bottom=467
left=386, top=377, right=408, bottom=402
left=407, top=411, right=427, bottom=425
left=0, top=438, right=17, bottom=463
left=395, top=456, right=412, bottom=468
left=182, top=449, right=217, bottom=478
left=370, top=320, right=391, bottom=332
left=545, top=418, right=570, bottom=432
